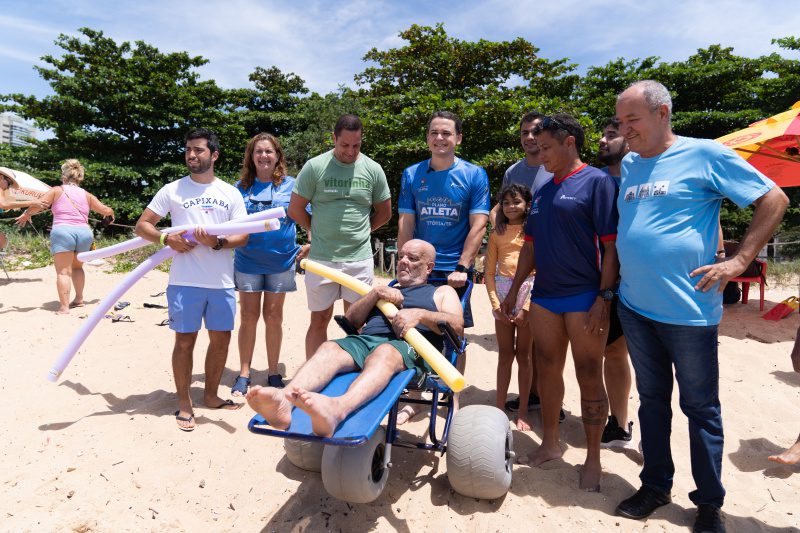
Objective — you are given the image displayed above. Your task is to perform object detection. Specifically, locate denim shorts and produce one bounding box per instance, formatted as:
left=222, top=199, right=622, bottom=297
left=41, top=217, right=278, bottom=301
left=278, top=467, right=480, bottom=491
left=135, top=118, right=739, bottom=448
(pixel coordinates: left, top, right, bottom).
left=50, top=225, right=93, bottom=254
left=235, top=268, right=297, bottom=293
left=166, top=285, right=236, bottom=333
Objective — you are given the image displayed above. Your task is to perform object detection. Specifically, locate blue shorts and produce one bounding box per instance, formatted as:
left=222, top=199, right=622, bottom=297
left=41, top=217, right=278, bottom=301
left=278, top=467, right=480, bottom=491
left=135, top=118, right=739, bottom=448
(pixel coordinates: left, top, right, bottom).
left=166, top=285, right=236, bottom=333
left=235, top=268, right=297, bottom=293
left=50, top=225, right=93, bottom=254
left=533, top=290, right=597, bottom=314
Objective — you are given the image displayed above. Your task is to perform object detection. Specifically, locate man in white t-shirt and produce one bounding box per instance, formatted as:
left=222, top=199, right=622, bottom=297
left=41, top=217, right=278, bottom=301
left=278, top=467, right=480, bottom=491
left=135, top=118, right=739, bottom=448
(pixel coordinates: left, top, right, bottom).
left=136, top=128, right=249, bottom=431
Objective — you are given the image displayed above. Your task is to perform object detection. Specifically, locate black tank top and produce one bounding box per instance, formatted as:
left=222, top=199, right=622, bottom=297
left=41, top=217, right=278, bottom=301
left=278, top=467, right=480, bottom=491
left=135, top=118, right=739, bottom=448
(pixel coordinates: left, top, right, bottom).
left=360, top=284, right=444, bottom=351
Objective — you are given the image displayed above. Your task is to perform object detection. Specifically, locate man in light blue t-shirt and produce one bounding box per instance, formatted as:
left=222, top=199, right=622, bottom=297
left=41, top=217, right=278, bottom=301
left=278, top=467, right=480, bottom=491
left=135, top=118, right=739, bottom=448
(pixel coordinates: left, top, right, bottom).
left=613, top=81, right=788, bottom=532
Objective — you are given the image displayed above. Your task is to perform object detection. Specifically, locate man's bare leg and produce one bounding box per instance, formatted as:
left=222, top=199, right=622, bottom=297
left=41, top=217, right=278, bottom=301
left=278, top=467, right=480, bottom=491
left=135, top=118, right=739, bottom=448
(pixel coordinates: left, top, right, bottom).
left=204, top=330, right=240, bottom=409
left=525, top=304, right=569, bottom=466
left=768, top=433, right=800, bottom=465
left=306, top=305, right=334, bottom=359
left=565, top=312, right=609, bottom=491
left=247, top=341, right=357, bottom=429
left=291, top=343, right=406, bottom=436
left=173, top=332, right=198, bottom=429
left=604, top=337, right=631, bottom=427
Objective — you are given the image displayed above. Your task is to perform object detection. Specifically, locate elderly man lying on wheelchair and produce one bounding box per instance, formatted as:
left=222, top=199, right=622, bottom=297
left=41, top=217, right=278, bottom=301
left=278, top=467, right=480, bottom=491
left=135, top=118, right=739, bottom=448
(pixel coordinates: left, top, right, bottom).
left=247, top=239, right=463, bottom=437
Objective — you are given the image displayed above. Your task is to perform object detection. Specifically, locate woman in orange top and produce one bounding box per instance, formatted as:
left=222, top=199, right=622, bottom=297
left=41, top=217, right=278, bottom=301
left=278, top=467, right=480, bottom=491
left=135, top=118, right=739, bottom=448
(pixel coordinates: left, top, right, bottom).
left=485, top=184, right=534, bottom=430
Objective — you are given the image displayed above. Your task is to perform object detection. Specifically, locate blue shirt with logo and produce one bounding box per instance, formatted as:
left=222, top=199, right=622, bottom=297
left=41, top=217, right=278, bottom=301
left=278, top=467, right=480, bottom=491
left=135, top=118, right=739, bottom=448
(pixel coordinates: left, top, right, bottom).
left=617, top=136, right=774, bottom=326
left=234, top=176, right=301, bottom=275
left=525, top=164, right=618, bottom=298
left=399, top=158, right=490, bottom=271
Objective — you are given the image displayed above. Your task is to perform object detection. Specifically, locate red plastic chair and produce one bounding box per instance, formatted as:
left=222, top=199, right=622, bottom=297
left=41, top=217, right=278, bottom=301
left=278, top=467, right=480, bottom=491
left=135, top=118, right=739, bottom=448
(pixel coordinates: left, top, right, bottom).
left=731, top=259, right=767, bottom=311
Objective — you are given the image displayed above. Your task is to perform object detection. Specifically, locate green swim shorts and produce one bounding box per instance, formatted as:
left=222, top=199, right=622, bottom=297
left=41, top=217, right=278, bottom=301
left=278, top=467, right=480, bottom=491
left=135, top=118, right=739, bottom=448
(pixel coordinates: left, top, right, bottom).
left=333, top=334, right=430, bottom=379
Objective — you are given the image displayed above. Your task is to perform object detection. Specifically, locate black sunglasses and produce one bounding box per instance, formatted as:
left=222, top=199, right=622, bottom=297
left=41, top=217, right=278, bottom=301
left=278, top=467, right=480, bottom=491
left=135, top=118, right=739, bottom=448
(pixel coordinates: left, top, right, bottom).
left=534, top=116, right=574, bottom=137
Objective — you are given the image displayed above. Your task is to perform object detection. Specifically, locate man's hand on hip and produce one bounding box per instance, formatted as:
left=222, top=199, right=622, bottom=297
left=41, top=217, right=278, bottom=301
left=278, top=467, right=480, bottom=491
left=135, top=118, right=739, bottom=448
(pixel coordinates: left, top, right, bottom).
left=690, top=255, right=750, bottom=293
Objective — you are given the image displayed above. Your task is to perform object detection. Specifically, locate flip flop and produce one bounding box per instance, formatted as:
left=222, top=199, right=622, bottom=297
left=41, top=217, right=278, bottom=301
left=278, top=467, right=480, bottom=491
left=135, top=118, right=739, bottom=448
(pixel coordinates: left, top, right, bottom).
left=68, top=301, right=85, bottom=309
left=174, top=410, right=196, bottom=432
left=210, top=399, right=242, bottom=410
left=231, top=376, right=250, bottom=397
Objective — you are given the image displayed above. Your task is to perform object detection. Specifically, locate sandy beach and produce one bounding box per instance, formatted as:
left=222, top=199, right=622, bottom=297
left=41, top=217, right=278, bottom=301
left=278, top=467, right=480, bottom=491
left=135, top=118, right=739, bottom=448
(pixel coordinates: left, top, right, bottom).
left=1, top=263, right=798, bottom=532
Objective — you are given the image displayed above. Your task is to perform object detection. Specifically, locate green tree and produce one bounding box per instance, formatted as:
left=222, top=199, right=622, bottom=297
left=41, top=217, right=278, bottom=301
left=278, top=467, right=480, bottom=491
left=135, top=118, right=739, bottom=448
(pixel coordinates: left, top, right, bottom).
left=352, top=23, right=577, bottom=233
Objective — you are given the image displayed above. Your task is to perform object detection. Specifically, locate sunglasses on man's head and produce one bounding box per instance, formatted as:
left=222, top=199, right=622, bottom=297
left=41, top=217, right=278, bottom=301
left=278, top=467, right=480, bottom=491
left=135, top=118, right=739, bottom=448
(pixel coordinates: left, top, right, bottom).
left=534, top=116, right=574, bottom=137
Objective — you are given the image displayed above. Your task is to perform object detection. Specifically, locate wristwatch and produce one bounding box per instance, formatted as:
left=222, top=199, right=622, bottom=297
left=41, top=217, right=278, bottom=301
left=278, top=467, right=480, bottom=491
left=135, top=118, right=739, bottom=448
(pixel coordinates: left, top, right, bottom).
left=212, top=237, right=227, bottom=251
left=454, top=264, right=468, bottom=273
left=599, top=288, right=615, bottom=302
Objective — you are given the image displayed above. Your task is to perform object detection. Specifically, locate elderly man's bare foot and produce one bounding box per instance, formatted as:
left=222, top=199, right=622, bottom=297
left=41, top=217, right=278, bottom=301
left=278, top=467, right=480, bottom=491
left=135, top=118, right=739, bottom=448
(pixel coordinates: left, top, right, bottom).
left=768, top=440, right=800, bottom=465
left=579, top=460, right=602, bottom=492
left=519, top=443, right=563, bottom=466
left=56, top=307, right=70, bottom=315
left=246, top=385, right=292, bottom=430
left=291, top=387, right=343, bottom=437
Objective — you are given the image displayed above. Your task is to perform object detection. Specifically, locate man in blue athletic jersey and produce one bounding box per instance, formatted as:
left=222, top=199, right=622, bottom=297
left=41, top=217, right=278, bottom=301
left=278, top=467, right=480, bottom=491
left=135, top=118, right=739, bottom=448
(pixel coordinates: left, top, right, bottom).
left=501, top=113, right=619, bottom=491
left=398, top=110, right=490, bottom=421
left=613, top=80, right=788, bottom=532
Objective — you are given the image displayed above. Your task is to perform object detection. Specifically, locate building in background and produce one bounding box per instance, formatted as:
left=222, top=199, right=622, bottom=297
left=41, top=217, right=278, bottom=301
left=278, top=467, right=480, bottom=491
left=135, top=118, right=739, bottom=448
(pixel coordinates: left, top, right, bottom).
left=0, top=113, right=36, bottom=147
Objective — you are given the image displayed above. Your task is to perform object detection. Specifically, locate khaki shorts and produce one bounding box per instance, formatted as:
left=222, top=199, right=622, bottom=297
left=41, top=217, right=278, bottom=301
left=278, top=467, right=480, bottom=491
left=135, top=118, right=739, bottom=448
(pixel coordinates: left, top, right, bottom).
left=304, top=257, right=374, bottom=312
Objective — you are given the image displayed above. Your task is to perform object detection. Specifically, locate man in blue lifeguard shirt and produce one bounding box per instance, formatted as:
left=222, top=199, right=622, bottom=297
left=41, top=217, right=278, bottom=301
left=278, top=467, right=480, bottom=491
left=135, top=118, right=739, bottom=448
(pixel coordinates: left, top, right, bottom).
left=398, top=110, right=490, bottom=421
left=613, top=80, right=788, bottom=532
left=501, top=113, right=619, bottom=492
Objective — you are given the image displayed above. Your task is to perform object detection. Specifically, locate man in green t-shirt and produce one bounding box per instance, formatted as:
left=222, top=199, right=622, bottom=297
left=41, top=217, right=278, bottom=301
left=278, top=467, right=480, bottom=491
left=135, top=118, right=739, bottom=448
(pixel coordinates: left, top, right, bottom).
left=288, top=114, right=392, bottom=358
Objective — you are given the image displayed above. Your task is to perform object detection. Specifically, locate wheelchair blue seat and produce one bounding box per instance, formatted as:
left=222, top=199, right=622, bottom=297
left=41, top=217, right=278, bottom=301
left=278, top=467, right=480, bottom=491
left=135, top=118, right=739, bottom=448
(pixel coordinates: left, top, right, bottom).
left=248, top=368, right=417, bottom=447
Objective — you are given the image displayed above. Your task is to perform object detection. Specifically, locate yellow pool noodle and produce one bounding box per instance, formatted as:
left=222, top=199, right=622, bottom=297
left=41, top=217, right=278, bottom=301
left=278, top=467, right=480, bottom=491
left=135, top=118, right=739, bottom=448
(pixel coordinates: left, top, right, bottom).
left=300, top=259, right=466, bottom=392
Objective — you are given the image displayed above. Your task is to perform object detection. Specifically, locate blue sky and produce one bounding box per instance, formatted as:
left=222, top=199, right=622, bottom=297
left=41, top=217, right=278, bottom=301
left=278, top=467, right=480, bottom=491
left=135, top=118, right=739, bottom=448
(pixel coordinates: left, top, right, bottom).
left=1, top=0, right=799, bottom=100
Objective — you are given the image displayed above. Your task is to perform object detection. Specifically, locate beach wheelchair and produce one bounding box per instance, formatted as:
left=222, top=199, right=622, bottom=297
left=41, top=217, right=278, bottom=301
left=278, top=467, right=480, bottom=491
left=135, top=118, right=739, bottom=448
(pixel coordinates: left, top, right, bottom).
left=248, top=279, right=514, bottom=503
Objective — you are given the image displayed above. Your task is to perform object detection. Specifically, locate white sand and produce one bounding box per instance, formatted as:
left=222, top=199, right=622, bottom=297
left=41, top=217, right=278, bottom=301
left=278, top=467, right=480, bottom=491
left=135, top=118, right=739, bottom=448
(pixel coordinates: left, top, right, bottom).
left=1, top=264, right=798, bottom=532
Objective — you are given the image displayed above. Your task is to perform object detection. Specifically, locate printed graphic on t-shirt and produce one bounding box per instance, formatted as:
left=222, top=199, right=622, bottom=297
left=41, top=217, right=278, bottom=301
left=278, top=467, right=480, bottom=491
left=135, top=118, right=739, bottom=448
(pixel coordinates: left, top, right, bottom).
left=624, top=186, right=637, bottom=202
left=323, top=176, right=371, bottom=196
left=182, top=196, right=231, bottom=213
left=653, top=181, right=669, bottom=196
left=637, top=184, right=651, bottom=199
left=417, top=196, right=462, bottom=225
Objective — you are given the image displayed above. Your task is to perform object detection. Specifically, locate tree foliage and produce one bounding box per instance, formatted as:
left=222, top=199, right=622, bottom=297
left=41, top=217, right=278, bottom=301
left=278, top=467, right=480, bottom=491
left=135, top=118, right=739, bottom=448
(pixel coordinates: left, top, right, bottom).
left=1, top=24, right=799, bottom=245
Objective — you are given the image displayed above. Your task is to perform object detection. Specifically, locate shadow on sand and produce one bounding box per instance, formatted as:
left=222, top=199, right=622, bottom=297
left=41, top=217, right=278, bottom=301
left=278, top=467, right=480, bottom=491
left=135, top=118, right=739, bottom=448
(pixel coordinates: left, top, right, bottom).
left=37, top=376, right=240, bottom=434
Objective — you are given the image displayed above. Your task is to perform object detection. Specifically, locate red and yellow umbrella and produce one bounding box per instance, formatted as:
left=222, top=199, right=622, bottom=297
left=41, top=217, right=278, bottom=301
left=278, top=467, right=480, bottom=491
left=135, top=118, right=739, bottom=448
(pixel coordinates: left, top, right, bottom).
left=716, top=101, right=800, bottom=187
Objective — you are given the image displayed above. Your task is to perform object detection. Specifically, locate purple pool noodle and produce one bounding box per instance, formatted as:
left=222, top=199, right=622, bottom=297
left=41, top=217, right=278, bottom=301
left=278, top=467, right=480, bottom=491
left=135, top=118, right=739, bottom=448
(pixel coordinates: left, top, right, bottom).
left=48, top=217, right=281, bottom=381
left=46, top=246, right=177, bottom=382
left=77, top=207, right=285, bottom=262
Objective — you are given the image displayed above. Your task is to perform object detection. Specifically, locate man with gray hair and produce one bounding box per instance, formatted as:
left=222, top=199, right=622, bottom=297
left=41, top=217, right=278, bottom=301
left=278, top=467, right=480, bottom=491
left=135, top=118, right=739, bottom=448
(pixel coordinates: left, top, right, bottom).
left=613, top=80, right=788, bottom=532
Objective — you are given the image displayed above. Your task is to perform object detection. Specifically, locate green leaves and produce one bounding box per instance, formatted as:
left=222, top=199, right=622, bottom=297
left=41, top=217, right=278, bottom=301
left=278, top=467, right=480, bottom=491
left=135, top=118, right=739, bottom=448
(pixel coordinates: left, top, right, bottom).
left=2, top=24, right=799, bottom=245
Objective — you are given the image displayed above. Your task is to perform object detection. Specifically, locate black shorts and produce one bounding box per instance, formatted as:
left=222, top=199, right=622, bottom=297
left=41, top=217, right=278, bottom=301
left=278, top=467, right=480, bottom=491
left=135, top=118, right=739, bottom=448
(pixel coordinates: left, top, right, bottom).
left=607, top=297, right=624, bottom=346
